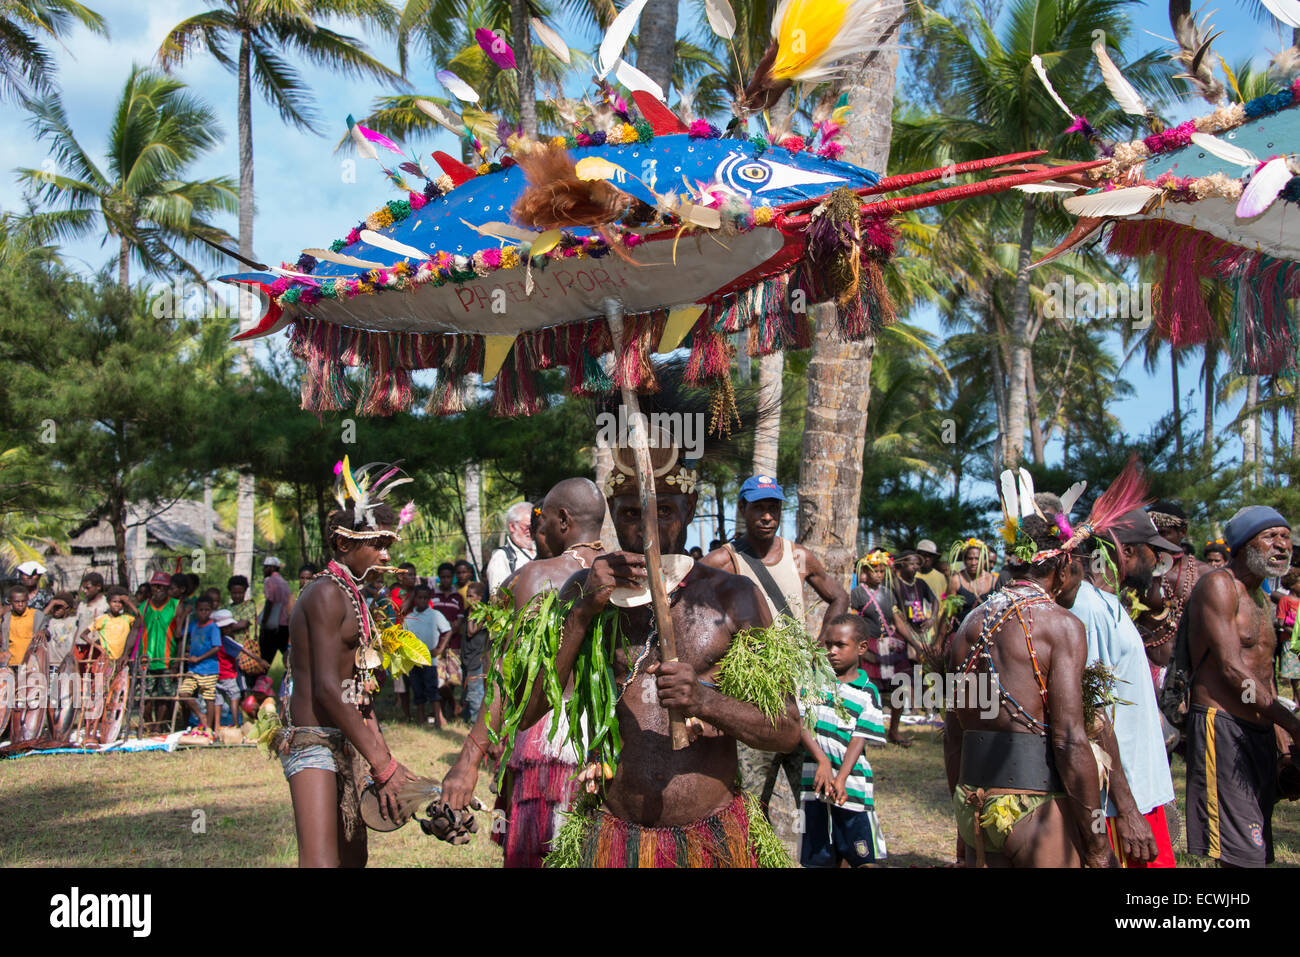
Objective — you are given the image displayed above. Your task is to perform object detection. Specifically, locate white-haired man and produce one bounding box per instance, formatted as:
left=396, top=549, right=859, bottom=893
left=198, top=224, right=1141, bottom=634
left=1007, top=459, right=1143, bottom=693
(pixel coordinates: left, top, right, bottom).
left=485, top=501, right=537, bottom=597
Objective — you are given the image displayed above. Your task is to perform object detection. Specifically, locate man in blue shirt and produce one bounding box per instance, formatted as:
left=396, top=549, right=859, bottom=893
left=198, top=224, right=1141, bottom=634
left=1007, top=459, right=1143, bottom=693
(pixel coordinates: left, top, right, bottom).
left=178, top=595, right=223, bottom=736
left=1069, top=510, right=1180, bottom=867
left=404, top=585, right=451, bottom=727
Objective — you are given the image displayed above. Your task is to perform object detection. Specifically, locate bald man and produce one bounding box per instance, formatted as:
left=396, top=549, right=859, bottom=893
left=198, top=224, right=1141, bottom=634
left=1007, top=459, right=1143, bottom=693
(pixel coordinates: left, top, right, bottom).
left=439, top=477, right=609, bottom=867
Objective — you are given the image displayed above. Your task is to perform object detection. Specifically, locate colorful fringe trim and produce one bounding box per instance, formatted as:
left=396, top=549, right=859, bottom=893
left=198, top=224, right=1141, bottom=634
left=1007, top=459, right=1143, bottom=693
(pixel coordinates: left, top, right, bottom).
left=497, top=722, right=581, bottom=868
left=1108, top=220, right=1300, bottom=375
left=544, top=792, right=788, bottom=868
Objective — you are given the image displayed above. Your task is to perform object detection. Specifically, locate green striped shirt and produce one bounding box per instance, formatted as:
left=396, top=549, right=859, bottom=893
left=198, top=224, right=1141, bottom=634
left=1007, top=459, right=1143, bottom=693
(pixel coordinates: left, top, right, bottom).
left=800, top=669, right=886, bottom=812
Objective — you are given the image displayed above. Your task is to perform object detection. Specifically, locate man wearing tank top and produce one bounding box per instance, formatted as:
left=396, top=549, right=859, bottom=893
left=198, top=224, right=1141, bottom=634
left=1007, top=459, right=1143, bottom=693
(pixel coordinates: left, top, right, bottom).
left=701, top=474, right=850, bottom=853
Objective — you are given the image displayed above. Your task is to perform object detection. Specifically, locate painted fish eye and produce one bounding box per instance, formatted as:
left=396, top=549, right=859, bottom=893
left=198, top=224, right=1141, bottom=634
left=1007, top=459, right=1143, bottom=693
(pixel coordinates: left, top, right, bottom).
left=736, top=163, right=770, bottom=184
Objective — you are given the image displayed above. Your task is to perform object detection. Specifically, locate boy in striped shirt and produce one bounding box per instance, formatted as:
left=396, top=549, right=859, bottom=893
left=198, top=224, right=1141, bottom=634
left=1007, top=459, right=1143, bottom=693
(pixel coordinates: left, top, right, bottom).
left=799, top=614, right=888, bottom=867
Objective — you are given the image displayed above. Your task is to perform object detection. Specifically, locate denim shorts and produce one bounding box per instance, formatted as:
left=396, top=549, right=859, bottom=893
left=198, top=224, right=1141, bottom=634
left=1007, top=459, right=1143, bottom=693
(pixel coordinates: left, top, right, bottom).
left=280, top=742, right=338, bottom=781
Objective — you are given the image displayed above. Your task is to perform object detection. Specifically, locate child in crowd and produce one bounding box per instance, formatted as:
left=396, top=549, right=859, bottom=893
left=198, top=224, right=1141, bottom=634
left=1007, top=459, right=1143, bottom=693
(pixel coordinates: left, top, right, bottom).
left=404, top=584, right=451, bottom=728
left=461, top=581, right=488, bottom=725
left=177, top=595, right=222, bottom=736
left=85, top=587, right=140, bottom=660
left=41, top=591, right=81, bottom=666
left=799, top=613, right=889, bottom=868
left=211, top=608, right=268, bottom=729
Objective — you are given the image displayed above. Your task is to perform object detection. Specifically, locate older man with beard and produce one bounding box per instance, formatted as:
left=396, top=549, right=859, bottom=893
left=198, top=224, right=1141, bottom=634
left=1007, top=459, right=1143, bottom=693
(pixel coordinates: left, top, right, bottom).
left=1184, top=506, right=1299, bottom=867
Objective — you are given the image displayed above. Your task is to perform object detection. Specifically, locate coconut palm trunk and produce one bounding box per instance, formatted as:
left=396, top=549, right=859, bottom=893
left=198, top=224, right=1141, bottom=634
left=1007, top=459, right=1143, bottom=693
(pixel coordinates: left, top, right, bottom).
left=797, top=29, right=902, bottom=623
left=233, top=26, right=258, bottom=582
left=509, top=0, right=538, bottom=138
left=1002, top=201, right=1036, bottom=468
left=753, top=352, right=783, bottom=476
left=465, top=461, right=482, bottom=569
left=636, top=0, right=678, bottom=91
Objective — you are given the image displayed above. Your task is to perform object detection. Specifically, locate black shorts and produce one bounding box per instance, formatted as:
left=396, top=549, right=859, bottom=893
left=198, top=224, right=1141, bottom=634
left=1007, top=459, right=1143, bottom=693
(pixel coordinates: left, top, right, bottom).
left=1185, top=704, right=1276, bottom=867
left=799, top=799, right=886, bottom=868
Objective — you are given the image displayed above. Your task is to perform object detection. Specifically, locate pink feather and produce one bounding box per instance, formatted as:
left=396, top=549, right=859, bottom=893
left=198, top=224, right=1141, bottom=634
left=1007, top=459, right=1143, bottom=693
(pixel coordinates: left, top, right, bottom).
left=356, top=124, right=405, bottom=157
left=398, top=501, right=417, bottom=529
left=476, top=28, right=517, bottom=70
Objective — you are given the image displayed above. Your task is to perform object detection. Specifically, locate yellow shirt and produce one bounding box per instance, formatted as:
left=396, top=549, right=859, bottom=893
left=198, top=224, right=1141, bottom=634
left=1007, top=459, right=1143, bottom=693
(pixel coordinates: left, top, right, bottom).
left=94, top=613, right=135, bottom=659
left=7, top=610, right=36, bottom=664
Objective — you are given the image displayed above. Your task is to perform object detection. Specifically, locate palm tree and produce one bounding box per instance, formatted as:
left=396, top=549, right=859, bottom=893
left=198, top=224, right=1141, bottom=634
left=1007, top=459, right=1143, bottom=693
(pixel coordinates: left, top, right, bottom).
left=905, top=0, right=1176, bottom=468
left=157, top=1, right=402, bottom=585
left=796, top=13, right=906, bottom=603
left=0, top=0, right=106, bottom=103
left=636, top=0, right=679, bottom=91
left=18, top=66, right=238, bottom=289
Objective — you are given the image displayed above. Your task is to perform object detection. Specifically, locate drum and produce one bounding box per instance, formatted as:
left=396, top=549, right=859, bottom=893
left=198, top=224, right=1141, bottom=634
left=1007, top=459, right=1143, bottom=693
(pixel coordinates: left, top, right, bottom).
left=94, top=664, right=130, bottom=745
left=0, top=668, right=13, bottom=737
left=47, top=653, right=81, bottom=742
left=13, top=643, right=50, bottom=743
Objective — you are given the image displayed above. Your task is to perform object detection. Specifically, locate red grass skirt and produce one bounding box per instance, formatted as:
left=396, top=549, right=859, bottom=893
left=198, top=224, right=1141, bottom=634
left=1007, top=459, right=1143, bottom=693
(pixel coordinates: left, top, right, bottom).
left=581, top=793, right=757, bottom=868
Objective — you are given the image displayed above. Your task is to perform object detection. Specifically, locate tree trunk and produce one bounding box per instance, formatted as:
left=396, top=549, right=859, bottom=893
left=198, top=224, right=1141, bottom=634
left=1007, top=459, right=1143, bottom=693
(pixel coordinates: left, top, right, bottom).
left=202, top=476, right=214, bottom=548
left=734, top=333, right=750, bottom=383
left=1243, top=374, right=1259, bottom=483
left=1002, top=201, right=1037, bottom=468
left=464, top=461, right=482, bottom=570
left=233, top=29, right=258, bottom=584
left=635, top=0, right=678, bottom=93
left=110, top=481, right=129, bottom=588
left=1171, top=346, right=1183, bottom=471
left=1292, top=377, right=1300, bottom=458
left=1203, top=342, right=1216, bottom=457
left=509, top=0, right=538, bottom=139
left=797, top=23, right=901, bottom=630
left=753, top=352, right=783, bottom=477
left=1026, top=353, right=1045, bottom=464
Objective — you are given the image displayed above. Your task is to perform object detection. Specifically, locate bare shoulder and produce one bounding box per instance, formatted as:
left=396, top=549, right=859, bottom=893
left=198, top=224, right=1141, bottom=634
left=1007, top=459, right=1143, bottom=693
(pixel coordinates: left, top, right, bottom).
left=295, top=576, right=348, bottom=621
left=558, top=567, right=592, bottom=601
left=699, top=546, right=733, bottom=571
left=1188, top=567, right=1240, bottom=610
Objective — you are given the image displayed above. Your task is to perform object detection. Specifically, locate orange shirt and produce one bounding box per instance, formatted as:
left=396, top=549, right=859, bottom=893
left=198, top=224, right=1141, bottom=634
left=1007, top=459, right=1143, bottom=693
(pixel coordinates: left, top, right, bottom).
left=7, top=610, right=36, bottom=664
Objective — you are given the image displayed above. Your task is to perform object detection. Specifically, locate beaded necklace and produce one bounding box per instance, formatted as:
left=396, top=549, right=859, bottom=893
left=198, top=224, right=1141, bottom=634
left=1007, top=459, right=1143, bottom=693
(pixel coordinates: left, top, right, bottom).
left=959, top=585, right=1055, bottom=736
left=324, top=559, right=383, bottom=709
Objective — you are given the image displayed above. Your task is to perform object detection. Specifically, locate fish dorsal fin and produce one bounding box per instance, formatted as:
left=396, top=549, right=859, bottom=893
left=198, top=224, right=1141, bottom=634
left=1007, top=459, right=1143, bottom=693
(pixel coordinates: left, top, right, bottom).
left=432, top=151, right=477, bottom=186
left=631, top=91, right=689, bottom=135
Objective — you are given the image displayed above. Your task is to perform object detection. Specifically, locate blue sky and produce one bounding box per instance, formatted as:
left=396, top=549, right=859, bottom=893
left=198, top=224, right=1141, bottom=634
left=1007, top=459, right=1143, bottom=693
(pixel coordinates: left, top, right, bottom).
left=1, top=0, right=1290, bottom=534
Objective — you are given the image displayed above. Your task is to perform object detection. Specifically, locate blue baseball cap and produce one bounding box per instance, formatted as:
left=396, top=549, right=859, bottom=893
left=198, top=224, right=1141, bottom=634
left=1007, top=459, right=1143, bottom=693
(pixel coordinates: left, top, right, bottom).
left=739, top=475, right=785, bottom=504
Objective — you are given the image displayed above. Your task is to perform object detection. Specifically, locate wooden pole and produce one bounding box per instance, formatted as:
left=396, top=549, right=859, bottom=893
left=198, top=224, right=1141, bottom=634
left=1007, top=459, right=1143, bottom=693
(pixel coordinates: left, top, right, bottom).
left=604, top=299, right=691, bottom=751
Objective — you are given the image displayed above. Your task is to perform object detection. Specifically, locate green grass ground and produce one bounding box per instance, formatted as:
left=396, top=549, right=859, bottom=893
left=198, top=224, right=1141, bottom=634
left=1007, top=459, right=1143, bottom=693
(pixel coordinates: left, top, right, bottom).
left=4, top=721, right=1300, bottom=867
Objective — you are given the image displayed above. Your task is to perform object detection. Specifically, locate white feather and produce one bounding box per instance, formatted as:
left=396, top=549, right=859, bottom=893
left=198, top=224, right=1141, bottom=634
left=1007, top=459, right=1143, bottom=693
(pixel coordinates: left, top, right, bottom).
left=1015, top=182, right=1078, bottom=193
left=359, top=230, right=431, bottom=261
left=770, top=0, right=793, bottom=37
left=301, top=248, right=385, bottom=270
left=1059, top=480, right=1087, bottom=515
left=1261, top=0, right=1300, bottom=27
left=1092, top=38, right=1147, bottom=116
left=414, top=99, right=465, bottom=136
left=530, top=18, right=571, bottom=64
left=705, top=0, right=736, bottom=40
left=1237, top=156, right=1293, bottom=219
left=1190, top=132, right=1258, bottom=168
left=436, top=69, right=479, bottom=104
left=1030, top=54, right=1075, bottom=119
left=999, top=470, right=1020, bottom=521
left=598, top=0, right=651, bottom=80
left=1063, top=185, right=1159, bottom=217
left=1017, top=468, right=1038, bottom=519
left=614, top=58, right=664, bottom=99
left=350, top=123, right=379, bottom=162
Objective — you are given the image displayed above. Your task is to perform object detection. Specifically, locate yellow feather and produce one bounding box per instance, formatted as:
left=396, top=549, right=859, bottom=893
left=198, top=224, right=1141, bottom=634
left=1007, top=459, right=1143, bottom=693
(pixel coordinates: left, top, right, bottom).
left=341, top=454, right=363, bottom=505
left=831, top=103, right=852, bottom=125
left=772, top=0, right=849, bottom=81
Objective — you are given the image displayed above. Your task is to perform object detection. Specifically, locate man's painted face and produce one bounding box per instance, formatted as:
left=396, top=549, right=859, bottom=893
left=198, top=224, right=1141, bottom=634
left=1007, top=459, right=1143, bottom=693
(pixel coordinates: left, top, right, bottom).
left=610, top=492, right=697, bottom=554
left=743, top=499, right=782, bottom=539
left=337, top=531, right=395, bottom=581
left=1243, top=526, right=1292, bottom=580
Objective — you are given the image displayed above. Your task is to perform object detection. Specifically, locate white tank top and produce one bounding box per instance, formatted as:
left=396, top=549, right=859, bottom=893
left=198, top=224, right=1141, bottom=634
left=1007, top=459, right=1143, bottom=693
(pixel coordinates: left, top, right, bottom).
left=724, top=538, right=806, bottom=624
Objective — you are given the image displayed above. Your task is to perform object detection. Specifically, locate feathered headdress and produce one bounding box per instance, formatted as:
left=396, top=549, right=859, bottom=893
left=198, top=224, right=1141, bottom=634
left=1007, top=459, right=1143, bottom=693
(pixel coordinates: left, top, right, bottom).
left=857, top=548, right=895, bottom=590
left=332, top=455, right=415, bottom=537
left=1001, top=456, right=1151, bottom=566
